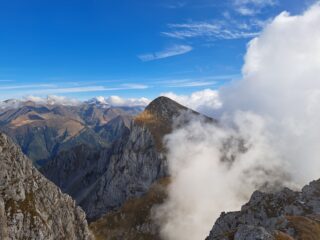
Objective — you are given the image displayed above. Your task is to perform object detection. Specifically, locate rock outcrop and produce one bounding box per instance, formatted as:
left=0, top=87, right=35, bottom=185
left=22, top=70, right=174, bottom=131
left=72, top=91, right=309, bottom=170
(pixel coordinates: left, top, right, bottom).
left=79, top=122, right=168, bottom=220
left=0, top=133, right=93, bottom=240
left=206, top=179, right=320, bottom=240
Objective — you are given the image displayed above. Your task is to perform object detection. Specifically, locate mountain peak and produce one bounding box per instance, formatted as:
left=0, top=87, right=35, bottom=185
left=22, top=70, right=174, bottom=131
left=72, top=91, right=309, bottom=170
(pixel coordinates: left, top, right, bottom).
left=135, top=96, right=202, bottom=151
left=144, top=96, right=188, bottom=119
left=135, top=96, right=189, bottom=128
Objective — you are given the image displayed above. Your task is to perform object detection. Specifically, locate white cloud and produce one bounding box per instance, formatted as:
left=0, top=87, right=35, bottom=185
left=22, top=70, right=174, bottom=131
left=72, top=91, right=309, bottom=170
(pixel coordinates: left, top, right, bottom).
left=156, top=3, right=320, bottom=240
left=167, top=80, right=218, bottom=88
left=162, top=20, right=261, bottom=40
left=0, top=84, right=55, bottom=90
left=234, top=0, right=276, bottom=7
left=161, top=89, right=222, bottom=116
left=237, top=7, right=257, bottom=16
left=0, top=95, right=151, bottom=110
left=138, top=45, right=192, bottom=61
left=0, top=99, right=23, bottom=110
left=25, top=95, right=81, bottom=106
left=0, top=95, right=81, bottom=110
left=40, top=84, right=149, bottom=94
left=154, top=113, right=293, bottom=240
left=221, top=4, right=320, bottom=184
left=156, top=75, right=239, bottom=88
left=233, top=0, right=276, bottom=16
left=104, top=96, right=150, bottom=107
left=120, top=83, right=149, bottom=89
left=90, top=95, right=150, bottom=107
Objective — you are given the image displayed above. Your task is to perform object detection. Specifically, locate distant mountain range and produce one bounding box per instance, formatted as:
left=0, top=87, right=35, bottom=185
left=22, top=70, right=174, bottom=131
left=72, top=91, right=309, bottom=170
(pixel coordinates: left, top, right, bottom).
left=0, top=97, right=143, bottom=167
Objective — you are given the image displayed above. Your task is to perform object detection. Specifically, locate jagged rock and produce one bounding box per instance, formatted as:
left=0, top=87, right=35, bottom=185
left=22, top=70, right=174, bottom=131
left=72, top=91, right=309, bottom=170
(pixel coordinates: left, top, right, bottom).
left=0, top=133, right=93, bottom=240
left=234, top=225, right=274, bottom=240
left=206, top=179, right=320, bottom=240
left=79, top=122, right=168, bottom=220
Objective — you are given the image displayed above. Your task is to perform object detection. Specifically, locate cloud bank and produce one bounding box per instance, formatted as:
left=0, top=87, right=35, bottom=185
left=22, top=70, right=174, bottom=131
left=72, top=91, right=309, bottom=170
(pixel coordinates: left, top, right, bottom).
left=155, top=3, right=320, bottom=240
left=25, top=95, right=81, bottom=106
left=0, top=95, right=151, bottom=110
left=98, top=95, right=150, bottom=107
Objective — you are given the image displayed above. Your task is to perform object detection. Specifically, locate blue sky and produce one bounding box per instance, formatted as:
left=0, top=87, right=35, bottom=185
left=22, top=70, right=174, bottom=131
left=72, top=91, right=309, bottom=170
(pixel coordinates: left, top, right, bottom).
left=0, top=0, right=315, bottom=101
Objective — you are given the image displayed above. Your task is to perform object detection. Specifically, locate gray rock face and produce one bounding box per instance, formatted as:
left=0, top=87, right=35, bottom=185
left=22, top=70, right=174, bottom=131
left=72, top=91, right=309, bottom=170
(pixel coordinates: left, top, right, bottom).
left=234, top=225, right=274, bottom=240
left=0, top=133, right=93, bottom=240
left=206, top=179, right=320, bottom=240
left=80, top=122, right=167, bottom=220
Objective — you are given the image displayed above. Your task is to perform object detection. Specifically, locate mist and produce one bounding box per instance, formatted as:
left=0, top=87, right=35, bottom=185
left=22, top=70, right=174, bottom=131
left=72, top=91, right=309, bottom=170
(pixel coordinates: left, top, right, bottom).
left=154, top=3, right=320, bottom=240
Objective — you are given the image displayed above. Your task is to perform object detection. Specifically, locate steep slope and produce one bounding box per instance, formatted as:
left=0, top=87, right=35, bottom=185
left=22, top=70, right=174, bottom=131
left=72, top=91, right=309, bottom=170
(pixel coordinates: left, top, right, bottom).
left=79, top=121, right=167, bottom=220
left=206, top=179, right=320, bottom=240
left=0, top=133, right=93, bottom=240
left=97, top=115, right=131, bottom=143
left=89, top=178, right=170, bottom=240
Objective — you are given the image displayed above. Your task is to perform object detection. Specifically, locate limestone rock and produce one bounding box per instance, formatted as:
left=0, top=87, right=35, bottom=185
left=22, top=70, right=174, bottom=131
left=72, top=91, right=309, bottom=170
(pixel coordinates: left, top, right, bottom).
left=0, top=133, right=93, bottom=240
left=206, top=180, right=320, bottom=240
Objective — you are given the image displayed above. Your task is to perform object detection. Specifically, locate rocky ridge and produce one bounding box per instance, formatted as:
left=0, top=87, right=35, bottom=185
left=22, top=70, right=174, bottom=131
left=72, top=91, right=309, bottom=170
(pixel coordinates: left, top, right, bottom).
left=0, top=132, right=93, bottom=240
left=206, top=179, right=320, bottom=240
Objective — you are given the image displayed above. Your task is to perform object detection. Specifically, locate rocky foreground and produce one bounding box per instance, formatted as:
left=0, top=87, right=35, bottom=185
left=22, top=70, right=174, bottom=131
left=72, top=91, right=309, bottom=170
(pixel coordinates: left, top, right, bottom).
left=206, top=179, right=320, bottom=240
left=0, top=133, right=93, bottom=240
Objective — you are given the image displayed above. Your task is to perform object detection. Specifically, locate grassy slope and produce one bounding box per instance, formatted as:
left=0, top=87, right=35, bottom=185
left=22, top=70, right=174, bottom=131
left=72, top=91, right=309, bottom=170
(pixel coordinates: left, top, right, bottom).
left=89, top=178, right=170, bottom=240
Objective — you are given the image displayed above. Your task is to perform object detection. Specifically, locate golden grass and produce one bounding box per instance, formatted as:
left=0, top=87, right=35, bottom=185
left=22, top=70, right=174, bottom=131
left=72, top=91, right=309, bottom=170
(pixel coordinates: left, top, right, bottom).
left=134, top=111, right=171, bottom=152
left=134, top=111, right=157, bottom=125
left=89, top=178, right=170, bottom=240
left=285, top=215, right=320, bottom=240
left=275, top=231, right=295, bottom=240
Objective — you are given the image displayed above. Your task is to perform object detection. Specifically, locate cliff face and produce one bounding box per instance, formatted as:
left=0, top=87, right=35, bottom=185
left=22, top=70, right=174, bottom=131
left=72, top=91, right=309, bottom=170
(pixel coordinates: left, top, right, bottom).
left=80, top=122, right=167, bottom=220
left=206, top=179, right=320, bottom=240
left=0, top=133, right=93, bottom=240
